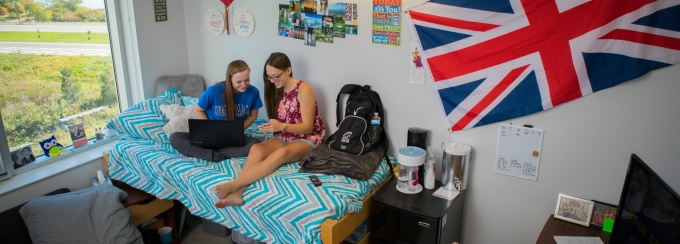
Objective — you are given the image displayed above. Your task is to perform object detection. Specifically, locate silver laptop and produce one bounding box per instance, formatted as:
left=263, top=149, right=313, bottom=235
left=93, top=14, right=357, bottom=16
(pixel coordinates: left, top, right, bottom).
left=188, top=119, right=245, bottom=148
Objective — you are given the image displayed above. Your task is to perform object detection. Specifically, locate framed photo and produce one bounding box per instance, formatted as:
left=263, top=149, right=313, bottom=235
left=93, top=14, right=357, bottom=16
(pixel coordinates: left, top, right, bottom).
left=10, top=145, right=36, bottom=169
left=69, top=123, right=87, bottom=148
left=554, top=193, right=595, bottom=227
left=590, top=200, right=618, bottom=229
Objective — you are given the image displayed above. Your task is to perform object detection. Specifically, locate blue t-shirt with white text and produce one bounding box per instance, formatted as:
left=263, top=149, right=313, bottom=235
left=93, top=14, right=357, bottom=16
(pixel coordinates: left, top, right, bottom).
left=198, top=82, right=263, bottom=121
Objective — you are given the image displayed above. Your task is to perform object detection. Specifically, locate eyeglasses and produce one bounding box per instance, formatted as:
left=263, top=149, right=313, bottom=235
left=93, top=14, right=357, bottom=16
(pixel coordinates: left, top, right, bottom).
left=266, top=71, right=285, bottom=81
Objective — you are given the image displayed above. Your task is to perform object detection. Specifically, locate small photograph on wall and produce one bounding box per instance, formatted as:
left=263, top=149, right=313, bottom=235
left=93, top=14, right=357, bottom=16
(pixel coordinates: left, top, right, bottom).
left=69, top=123, right=88, bottom=148
left=328, top=2, right=346, bottom=38
left=332, top=16, right=346, bottom=38
left=345, top=3, right=359, bottom=31
left=316, top=15, right=333, bottom=43
left=289, top=0, right=301, bottom=14
left=345, top=25, right=358, bottom=35
left=301, top=0, right=317, bottom=14
left=279, top=25, right=293, bottom=37
left=303, top=13, right=322, bottom=29
left=11, top=145, right=36, bottom=169
left=290, top=12, right=302, bottom=26
left=316, top=28, right=332, bottom=43
left=319, top=0, right=328, bottom=15
left=293, top=26, right=305, bottom=39
left=279, top=4, right=290, bottom=25
left=304, top=27, right=317, bottom=46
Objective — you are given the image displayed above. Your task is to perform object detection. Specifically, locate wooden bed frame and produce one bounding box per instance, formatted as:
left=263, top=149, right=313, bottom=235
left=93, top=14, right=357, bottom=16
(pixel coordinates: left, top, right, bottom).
left=320, top=174, right=392, bottom=244
left=104, top=153, right=393, bottom=244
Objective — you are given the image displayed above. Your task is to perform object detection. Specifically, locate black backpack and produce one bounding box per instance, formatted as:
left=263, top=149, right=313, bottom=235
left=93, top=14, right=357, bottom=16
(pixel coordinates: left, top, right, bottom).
left=327, top=85, right=393, bottom=171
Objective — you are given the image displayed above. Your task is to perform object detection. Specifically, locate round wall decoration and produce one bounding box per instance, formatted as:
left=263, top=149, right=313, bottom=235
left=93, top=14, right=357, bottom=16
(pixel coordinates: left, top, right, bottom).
left=232, top=8, right=255, bottom=37
left=205, top=9, right=225, bottom=36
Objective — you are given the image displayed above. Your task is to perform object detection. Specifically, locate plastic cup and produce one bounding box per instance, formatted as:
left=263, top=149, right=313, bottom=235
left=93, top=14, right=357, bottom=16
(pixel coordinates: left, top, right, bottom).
left=397, top=166, right=409, bottom=189
left=158, top=226, right=173, bottom=244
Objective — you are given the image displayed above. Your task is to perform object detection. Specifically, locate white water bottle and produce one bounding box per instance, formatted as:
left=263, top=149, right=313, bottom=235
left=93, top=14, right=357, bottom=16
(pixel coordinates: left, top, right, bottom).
left=424, top=146, right=437, bottom=189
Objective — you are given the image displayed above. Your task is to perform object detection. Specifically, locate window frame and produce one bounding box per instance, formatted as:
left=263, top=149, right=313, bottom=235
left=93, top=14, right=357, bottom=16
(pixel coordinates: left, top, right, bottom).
left=0, top=0, right=143, bottom=191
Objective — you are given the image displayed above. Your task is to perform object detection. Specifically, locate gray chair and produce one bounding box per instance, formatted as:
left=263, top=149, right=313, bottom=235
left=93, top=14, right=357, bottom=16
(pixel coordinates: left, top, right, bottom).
left=154, top=74, right=206, bottom=98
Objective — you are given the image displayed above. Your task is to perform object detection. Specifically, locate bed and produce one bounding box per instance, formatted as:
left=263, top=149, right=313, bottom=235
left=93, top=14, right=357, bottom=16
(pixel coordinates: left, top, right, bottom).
left=105, top=88, right=395, bottom=243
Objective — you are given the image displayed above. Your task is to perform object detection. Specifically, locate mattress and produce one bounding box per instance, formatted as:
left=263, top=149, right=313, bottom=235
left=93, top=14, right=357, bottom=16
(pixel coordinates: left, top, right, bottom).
left=105, top=89, right=393, bottom=243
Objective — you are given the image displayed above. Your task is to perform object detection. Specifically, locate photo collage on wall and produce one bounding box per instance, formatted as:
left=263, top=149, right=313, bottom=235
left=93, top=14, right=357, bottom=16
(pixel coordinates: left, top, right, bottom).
left=278, top=0, right=358, bottom=47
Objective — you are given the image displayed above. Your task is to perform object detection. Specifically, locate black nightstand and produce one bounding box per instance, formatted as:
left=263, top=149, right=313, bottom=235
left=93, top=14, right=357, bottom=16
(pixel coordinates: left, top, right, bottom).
left=371, top=179, right=465, bottom=244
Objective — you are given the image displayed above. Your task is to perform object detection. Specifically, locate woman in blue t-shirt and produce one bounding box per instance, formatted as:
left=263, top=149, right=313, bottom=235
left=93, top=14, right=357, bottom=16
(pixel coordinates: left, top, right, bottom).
left=170, top=60, right=263, bottom=162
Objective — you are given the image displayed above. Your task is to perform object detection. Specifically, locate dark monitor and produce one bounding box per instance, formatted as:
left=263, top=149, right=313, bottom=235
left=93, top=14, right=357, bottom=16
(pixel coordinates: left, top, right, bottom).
left=611, top=154, right=680, bottom=243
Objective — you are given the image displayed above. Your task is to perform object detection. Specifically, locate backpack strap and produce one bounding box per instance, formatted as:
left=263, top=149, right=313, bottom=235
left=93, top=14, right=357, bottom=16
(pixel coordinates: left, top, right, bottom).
left=335, top=84, right=362, bottom=127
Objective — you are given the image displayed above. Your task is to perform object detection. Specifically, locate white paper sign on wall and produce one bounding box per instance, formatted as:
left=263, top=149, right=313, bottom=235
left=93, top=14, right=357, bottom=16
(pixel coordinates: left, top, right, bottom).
left=205, top=9, right=225, bottom=36
left=233, top=9, right=255, bottom=37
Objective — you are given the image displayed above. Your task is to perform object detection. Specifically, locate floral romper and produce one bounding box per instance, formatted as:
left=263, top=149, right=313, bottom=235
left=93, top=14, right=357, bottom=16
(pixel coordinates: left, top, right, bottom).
left=274, top=80, right=326, bottom=145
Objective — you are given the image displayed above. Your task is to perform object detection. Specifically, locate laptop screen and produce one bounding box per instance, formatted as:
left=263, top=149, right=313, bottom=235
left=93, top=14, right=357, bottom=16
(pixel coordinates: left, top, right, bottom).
left=188, top=119, right=245, bottom=148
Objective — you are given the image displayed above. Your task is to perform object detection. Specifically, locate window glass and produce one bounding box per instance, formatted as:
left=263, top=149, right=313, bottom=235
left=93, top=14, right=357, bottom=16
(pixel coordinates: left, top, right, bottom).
left=0, top=0, right=119, bottom=173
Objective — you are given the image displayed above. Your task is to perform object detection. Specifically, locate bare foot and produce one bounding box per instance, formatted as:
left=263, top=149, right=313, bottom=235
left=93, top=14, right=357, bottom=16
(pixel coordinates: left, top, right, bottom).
left=214, top=181, right=238, bottom=199
left=214, top=192, right=244, bottom=208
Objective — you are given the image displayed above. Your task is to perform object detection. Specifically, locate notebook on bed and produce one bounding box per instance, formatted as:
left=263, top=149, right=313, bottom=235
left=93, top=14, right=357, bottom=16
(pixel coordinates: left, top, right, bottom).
left=188, top=119, right=245, bottom=148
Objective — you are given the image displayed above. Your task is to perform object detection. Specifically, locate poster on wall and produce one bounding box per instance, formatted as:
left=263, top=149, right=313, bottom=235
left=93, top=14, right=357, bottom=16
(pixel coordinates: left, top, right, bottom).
left=154, top=0, right=167, bottom=22
left=409, top=42, right=425, bottom=84
left=372, top=0, right=401, bottom=45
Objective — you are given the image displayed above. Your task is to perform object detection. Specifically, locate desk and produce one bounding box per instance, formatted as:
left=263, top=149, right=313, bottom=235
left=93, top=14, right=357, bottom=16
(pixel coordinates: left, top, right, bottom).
left=536, top=214, right=610, bottom=244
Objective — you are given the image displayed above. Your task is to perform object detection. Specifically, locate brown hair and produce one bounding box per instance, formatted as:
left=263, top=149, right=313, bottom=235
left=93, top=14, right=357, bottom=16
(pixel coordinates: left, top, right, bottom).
left=222, top=60, right=250, bottom=120
left=263, top=52, right=293, bottom=119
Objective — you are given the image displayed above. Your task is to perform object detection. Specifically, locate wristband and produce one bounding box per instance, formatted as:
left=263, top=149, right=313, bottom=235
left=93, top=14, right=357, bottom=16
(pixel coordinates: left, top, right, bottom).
left=282, top=123, right=288, bottom=132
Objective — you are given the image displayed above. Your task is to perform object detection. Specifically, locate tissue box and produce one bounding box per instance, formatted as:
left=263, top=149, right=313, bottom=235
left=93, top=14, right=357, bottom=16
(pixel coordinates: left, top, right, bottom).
left=343, top=219, right=369, bottom=244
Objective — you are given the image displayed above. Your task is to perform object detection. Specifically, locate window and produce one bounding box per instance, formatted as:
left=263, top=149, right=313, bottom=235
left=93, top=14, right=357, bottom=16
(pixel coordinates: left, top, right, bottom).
left=0, top=0, right=141, bottom=181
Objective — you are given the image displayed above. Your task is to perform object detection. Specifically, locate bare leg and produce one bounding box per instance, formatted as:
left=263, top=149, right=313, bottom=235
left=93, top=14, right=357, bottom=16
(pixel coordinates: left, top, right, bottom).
left=214, top=139, right=283, bottom=199
left=214, top=141, right=313, bottom=208
left=214, top=140, right=282, bottom=207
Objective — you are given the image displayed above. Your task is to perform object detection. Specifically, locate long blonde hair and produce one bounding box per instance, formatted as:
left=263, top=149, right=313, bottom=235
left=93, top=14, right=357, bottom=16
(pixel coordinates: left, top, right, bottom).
left=223, top=60, right=250, bottom=120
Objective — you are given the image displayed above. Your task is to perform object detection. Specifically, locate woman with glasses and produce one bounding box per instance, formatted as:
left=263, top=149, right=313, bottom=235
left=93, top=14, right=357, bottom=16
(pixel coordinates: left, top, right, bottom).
left=214, top=52, right=326, bottom=207
left=169, top=60, right=263, bottom=162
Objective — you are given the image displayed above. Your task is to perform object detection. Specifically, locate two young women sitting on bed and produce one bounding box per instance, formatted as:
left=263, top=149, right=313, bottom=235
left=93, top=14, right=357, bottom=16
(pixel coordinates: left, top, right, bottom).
left=169, top=52, right=326, bottom=207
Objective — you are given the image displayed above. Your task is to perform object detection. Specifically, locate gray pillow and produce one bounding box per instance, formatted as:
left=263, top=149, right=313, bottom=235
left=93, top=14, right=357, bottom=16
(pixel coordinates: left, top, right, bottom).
left=19, top=184, right=142, bottom=244
left=154, top=74, right=206, bottom=98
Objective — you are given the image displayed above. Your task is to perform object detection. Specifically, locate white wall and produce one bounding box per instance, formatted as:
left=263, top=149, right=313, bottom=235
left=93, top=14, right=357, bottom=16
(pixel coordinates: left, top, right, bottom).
left=181, top=1, right=680, bottom=243
left=134, top=0, right=191, bottom=99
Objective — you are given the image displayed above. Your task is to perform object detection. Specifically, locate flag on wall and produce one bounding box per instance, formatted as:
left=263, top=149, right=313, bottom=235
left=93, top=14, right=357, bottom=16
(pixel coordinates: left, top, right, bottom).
left=406, top=0, right=680, bottom=132
left=220, top=0, right=234, bottom=8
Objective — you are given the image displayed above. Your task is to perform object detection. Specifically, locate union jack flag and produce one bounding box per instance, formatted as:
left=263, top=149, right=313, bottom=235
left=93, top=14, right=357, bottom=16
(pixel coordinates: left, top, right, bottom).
left=407, top=0, right=680, bottom=132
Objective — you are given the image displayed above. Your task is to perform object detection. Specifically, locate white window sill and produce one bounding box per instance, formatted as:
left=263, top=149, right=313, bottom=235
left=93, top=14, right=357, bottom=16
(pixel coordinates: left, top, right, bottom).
left=0, top=138, right=117, bottom=196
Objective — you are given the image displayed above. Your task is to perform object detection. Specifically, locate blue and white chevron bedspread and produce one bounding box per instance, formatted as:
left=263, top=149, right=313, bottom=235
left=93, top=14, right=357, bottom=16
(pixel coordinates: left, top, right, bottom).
left=105, top=89, right=394, bottom=243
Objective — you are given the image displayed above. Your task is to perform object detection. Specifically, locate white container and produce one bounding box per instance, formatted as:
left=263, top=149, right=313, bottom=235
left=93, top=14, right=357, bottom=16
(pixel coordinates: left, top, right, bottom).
left=424, top=147, right=437, bottom=189
left=397, top=146, right=426, bottom=193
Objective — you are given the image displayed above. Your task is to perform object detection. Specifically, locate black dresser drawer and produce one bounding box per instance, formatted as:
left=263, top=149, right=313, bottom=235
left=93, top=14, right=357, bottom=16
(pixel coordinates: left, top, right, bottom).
left=371, top=202, right=439, bottom=244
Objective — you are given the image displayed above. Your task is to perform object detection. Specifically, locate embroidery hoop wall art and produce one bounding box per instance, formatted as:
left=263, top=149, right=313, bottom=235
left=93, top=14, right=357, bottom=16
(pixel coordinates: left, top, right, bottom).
left=233, top=8, right=255, bottom=37
left=205, top=9, right=225, bottom=36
